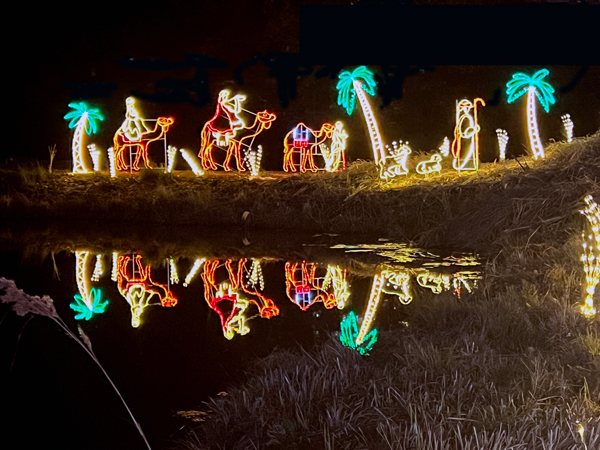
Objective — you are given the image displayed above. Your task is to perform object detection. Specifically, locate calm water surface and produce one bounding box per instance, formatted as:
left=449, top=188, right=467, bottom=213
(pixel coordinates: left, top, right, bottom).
left=1, top=227, right=482, bottom=450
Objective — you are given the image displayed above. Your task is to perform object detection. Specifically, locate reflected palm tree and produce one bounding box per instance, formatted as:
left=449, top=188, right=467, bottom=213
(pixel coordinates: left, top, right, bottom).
left=70, top=251, right=108, bottom=320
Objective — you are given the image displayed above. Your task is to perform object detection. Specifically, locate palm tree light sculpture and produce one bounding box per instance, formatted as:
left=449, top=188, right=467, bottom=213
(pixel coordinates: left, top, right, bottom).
left=64, top=102, right=104, bottom=173
left=337, top=66, right=385, bottom=165
left=506, top=69, right=555, bottom=160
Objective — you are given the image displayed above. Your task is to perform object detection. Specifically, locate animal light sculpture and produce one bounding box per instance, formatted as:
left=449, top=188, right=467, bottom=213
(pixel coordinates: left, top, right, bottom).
left=285, top=262, right=344, bottom=311
left=88, top=144, right=101, bottom=172
left=340, top=311, right=377, bottom=355
left=416, top=154, right=442, bottom=175
left=243, top=144, right=262, bottom=176
left=506, top=69, right=555, bottom=159
left=64, top=102, right=104, bottom=174
left=580, top=195, right=599, bottom=317
left=416, top=270, right=450, bottom=294
left=337, top=66, right=385, bottom=165
left=180, top=149, right=204, bottom=176
left=452, top=98, right=485, bottom=172
left=199, top=90, right=276, bottom=171
left=323, top=265, right=350, bottom=309
left=320, top=121, right=348, bottom=172
left=496, top=129, right=509, bottom=161
left=283, top=122, right=335, bottom=173
left=378, top=141, right=411, bottom=180
left=113, top=97, right=174, bottom=171
left=116, top=254, right=178, bottom=328
left=561, top=114, right=574, bottom=143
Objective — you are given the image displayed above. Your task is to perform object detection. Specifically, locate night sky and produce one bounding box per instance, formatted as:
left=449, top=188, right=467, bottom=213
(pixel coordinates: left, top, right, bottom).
left=9, top=2, right=600, bottom=170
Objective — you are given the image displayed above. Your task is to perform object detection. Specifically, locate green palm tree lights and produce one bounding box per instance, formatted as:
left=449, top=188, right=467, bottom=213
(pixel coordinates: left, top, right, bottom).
left=506, top=69, right=555, bottom=160
left=64, top=102, right=104, bottom=173
left=340, top=311, right=378, bottom=355
left=337, top=66, right=385, bottom=165
left=70, top=288, right=109, bottom=320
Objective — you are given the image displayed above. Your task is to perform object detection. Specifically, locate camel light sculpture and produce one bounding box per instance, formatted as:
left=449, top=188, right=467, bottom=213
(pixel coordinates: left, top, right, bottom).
left=283, top=122, right=335, bottom=173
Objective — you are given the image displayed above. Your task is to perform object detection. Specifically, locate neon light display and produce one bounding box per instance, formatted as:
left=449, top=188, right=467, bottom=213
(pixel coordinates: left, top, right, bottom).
left=167, top=146, right=177, bottom=173
left=180, top=149, right=205, bottom=176
left=439, top=137, right=450, bottom=157
left=243, top=144, right=263, bottom=176
left=416, top=153, right=442, bottom=175
left=580, top=195, right=599, bottom=317
left=416, top=270, right=450, bottom=294
left=70, top=287, right=109, bottom=321
left=496, top=129, right=509, bottom=161
left=169, top=258, right=179, bottom=285
left=91, top=254, right=103, bottom=282
left=202, top=259, right=279, bottom=339
left=561, top=114, right=573, bottom=143
left=283, top=123, right=335, bottom=173
left=183, top=258, right=205, bottom=287
left=506, top=69, right=555, bottom=160
left=113, top=97, right=174, bottom=171
left=356, top=273, right=384, bottom=344
left=107, top=147, right=117, bottom=177
left=381, top=269, right=412, bottom=304
left=285, top=262, right=347, bottom=310
left=337, top=66, right=385, bottom=165
left=340, top=311, right=377, bottom=355
left=116, top=254, right=178, bottom=328
left=199, top=90, right=276, bottom=171
left=88, top=144, right=101, bottom=172
left=452, top=98, right=485, bottom=172
left=64, top=102, right=104, bottom=174
left=379, top=141, right=411, bottom=180
left=319, top=122, right=348, bottom=172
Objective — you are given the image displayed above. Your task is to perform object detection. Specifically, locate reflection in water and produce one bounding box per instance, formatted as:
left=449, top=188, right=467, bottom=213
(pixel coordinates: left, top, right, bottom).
left=70, top=251, right=109, bottom=320
left=202, top=259, right=279, bottom=339
left=340, top=311, right=378, bottom=355
left=581, top=195, right=599, bottom=317
left=285, top=262, right=349, bottom=311
left=116, top=254, right=178, bottom=327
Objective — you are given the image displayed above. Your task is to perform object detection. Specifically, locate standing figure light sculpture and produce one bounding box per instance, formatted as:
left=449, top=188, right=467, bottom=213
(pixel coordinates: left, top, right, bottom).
left=452, top=98, right=485, bottom=172
left=319, top=122, right=349, bottom=172
left=337, top=66, right=385, bottom=165
left=199, top=90, right=276, bottom=171
left=561, top=114, right=574, bottom=143
left=580, top=195, right=599, bottom=317
left=506, top=69, right=555, bottom=160
left=64, top=102, right=104, bottom=174
left=113, top=97, right=174, bottom=171
left=496, top=129, right=509, bottom=161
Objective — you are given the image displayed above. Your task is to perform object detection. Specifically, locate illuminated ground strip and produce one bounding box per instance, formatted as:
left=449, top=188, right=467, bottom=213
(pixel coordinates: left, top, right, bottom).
left=356, top=274, right=384, bottom=345
left=561, top=114, right=573, bottom=143
left=496, top=129, right=509, bottom=161
left=452, top=98, right=485, bottom=172
left=581, top=195, right=599, bottom=317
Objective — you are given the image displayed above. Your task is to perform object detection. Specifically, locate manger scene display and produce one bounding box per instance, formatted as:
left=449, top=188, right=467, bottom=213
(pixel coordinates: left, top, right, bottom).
left=199, top=90, right=276, bottom=173
left=113, top=97, right=174, bottom=172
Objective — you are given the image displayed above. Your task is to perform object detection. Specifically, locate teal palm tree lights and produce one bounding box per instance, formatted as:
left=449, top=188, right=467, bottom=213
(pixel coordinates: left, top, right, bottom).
left=506, top=69, right=555, bottom=160
left=70, top=287, right=109, bottom=320
left=337, top=66, right=385, bottom=164
left=64, top=102, right=104, bottom=173
left=340, top=311, right=378, bottom=355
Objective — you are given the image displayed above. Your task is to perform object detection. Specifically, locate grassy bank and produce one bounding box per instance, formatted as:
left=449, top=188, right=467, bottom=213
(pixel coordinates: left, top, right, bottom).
left=1, top=132, right=598, bottom=250
left=177, top=230, right=599, bottom=449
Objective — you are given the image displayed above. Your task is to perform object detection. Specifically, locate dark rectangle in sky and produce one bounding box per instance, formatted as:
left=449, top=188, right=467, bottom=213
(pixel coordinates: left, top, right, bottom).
left=300, top=5, right=599, bottom=65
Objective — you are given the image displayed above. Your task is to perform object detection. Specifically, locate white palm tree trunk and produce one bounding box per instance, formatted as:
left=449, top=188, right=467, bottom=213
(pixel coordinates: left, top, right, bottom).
left=354, top=80, right=385, bottom=165
left=75, top=251, right=92, bottom=309
left=72, top=115, right=88, bottom=173
left=527, top=87, right=545, bottom=159
left=356, top=273, right=384, bottom=344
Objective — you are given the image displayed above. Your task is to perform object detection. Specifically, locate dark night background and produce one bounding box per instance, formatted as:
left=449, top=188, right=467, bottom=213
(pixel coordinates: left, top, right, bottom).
left=8, top=2, right=600, bottom=171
